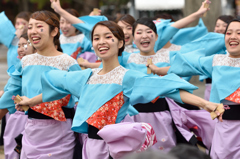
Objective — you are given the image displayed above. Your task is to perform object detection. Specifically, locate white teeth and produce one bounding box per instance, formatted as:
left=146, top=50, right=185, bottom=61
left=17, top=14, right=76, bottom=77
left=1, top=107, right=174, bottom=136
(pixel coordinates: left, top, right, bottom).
left=32, top=38, right=40, bottom=41
left=141, top=41, right=150, bottom=44
left=99, top=47, right=109, bottom=51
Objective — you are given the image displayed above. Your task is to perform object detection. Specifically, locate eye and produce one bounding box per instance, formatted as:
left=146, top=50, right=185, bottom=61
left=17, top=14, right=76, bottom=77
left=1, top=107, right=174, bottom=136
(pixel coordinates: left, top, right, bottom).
left=226, top=32, right=231, bottom=35
left=93, top=37, right=99, bottom=41
left=147, top=31, right=153, bottom=33
left=28, top=26, right=32, bottom=29
left=127, top=27, right=132, bottom=30
left=37, top=25, right=43, bottom=28
left=106, top=36, right=112, bottom=39
left=136, top=32, right=141, bottom=34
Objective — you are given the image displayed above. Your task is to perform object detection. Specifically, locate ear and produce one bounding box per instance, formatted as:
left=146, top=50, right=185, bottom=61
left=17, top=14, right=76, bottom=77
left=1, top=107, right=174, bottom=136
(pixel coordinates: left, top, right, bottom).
left=118, top=40, right=124, bottom=49
left=155, top=34, right=158, bottom=41
left=51, top=27, right=58, bottom=37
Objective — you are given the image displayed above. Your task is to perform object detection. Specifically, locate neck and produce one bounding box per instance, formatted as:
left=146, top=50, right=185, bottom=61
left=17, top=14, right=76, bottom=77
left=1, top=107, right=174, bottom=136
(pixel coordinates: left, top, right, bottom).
left=229, top=54, right=240, bottom=58
left=100, top=56, right=120, bottom=75
left=140, top=49, right=155, bottom=56
left=37, top=44, right=61, bottom=56
left=162, top=41, right=172, bottom=49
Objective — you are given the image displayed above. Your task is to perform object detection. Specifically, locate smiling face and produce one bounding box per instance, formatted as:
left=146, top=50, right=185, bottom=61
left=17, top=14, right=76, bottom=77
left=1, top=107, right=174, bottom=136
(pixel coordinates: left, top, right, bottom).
left=60, top=17, right=76, bottom=37
left=92, top=25, right=123, bottom=60
left=17, top=37, right=34, bottom=59
left=225, top=21, right=240, bottom=58
left=133, top=24, right=157, bottom=55
left=215, top=19, right=228, bottom=34
left=27, top=18, right=56, bottom=51
left=117, top=20, right=133, bottom=46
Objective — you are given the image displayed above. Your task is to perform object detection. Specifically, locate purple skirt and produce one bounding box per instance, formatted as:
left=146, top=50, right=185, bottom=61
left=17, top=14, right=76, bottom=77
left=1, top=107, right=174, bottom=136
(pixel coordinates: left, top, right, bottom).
left=131, top=110, right=176, bottom=152
left=20, top=118, right=75, bottom=159
left=82, top=115, right=148, bottom=159
left=4, top=111, right=27, bottom=159
left=211, top=120, right=240, bottom=159
left=166, top=98, right=215, bottom=149
left=204, top=84, right=212, bottom=101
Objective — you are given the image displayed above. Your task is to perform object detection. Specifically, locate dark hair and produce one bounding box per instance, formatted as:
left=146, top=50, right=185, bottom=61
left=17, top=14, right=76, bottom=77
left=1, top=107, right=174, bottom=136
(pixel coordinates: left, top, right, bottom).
left=169, top=144, right=211, bottom=159
left=91, top=21, right=125, bottom=56
left=132, top=18, right=157, bottom=36
left=217, top=15, right=234, bottom=25
left=65, top=8, right=80, bottom=17
left=224, top=18, right=240, bottom=34
left=20, top=33, right=29, bottom=40
left=30, top=11, right=62, bottom=52
left=118, top=14, right=136, bottom=26
left=15, top=11, right=32, bottom=24
left=154, top=13, right=175, bottom=22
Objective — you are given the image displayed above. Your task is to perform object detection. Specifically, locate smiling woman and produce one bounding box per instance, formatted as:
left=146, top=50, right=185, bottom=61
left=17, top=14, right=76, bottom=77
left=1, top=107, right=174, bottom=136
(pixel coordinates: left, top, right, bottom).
left=0, top=10, right=82, bottom=159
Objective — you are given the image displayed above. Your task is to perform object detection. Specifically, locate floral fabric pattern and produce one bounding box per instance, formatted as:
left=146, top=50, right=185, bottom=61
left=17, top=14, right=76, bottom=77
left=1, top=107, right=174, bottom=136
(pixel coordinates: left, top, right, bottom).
left=225, top=87, right=240, bottom=104
left=86, top=92, right=124, bottom=130
left=137, top=123, right=157, bottom=152
left=31, top=94, right=71, bottom=121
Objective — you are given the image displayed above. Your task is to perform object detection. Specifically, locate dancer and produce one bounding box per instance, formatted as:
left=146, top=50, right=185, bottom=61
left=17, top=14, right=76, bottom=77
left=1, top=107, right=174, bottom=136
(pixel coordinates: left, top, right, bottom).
left=0, top=10, right=81, bottom=159
left=166, top=19, right=240, bottom=159
left=3, top=33, right=36, bottom=159
left=17, top=21, right=221, bottom=159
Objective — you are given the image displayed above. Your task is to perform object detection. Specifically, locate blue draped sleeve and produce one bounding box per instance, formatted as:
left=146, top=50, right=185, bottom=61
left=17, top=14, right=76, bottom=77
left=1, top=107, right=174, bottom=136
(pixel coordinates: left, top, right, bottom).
left=73, top=16, right=108, bottom=41
left=0, top=11, right=16, bottom=48
left=122, top=70, right=198, bottom=105
left=154, top=19, right=179, bottom=52
left=168, top=50, right=214, bottom=78
left=41, top=69, right=91, bottom=103
left=171, top=18, right=208, bottom=46
left=0, top=62, right=22, bottom=114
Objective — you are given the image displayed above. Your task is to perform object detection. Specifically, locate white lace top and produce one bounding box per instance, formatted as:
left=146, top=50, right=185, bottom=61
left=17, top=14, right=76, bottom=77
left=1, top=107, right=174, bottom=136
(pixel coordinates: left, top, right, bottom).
left=59, top=34, right=85, bottom=44
left=87, top=66, right=128, bottom=85
left=156, top=44, right=181, bottom=53
left=124, top=45, right=139, bottom=53
left=21, top=53, right=78, bottom=71
left=127, top=51, right=170, bottom=65
left=213, top=54, right=240, bottom=67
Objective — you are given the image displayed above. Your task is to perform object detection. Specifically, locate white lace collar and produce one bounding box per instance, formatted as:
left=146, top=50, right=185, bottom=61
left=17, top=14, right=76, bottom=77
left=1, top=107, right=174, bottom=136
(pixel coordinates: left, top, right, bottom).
left=127, top=51, right=170, bottom=65
left=213, top=54, right=240, bottom=67
left=87, top=65, right=128, bottom=85
left=21, top=53, right=77, bottom=70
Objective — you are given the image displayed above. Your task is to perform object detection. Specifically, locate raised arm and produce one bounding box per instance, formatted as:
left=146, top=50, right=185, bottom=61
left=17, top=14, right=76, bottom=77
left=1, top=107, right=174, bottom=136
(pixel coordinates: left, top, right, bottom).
left=171, top=0, right=210, bottom=29
left=50, top=0, right=84, bottom=24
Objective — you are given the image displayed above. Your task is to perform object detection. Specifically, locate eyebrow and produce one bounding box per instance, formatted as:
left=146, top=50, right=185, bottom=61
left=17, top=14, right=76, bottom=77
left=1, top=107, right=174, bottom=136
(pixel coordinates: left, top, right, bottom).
left=93, top=32, right=112, bottom=36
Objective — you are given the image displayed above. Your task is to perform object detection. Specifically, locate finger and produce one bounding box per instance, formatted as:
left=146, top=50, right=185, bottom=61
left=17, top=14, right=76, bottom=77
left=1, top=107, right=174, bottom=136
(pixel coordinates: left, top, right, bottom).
left=219, top=113, right=223, bottom=122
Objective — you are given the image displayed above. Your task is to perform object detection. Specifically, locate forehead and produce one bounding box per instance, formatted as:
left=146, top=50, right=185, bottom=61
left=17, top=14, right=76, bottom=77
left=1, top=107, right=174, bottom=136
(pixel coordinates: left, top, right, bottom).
left=28, top=18, right=46, bottom=25
left=227, top=22, right=240, bottom=30
left=118, top=20, right=131, bottom=27
left=216, top=19, right=227, bottom=25
left=135, top=23, right=151, bottom=31
left=16, top=18, right=28, bottom=23
left=19, top=37, right=27, bottom=43
left=93, top=25, right=112, bottom=35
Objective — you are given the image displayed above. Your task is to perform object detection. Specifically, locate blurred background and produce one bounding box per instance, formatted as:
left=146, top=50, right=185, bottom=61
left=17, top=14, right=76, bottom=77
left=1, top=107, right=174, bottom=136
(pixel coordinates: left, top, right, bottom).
left=0, top=0, right=237, bottom=32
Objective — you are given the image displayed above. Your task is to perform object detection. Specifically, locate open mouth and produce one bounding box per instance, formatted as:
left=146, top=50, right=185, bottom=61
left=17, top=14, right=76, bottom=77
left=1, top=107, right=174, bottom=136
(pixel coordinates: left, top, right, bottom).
left=62, top=30, right=69, bottom=35
left=140, top=40, right=150, bottom=47
left=32, top=36, right=41, bottom=44
left=229, top=41, right=239, bottom=47
left=125, top=36, right=130, bottom=42
left=98, top=47, right=109, bottom=54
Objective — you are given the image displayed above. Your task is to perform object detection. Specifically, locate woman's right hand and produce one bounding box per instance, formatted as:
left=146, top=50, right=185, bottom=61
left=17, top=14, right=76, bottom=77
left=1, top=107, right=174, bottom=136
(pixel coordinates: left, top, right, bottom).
left=50, top=0, right=62, bottom=13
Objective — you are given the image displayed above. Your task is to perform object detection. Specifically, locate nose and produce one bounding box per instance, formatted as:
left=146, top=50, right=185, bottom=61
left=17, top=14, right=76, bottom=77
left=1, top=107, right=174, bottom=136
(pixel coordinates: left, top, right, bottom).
left=98, top=37, right=106, bottom=45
